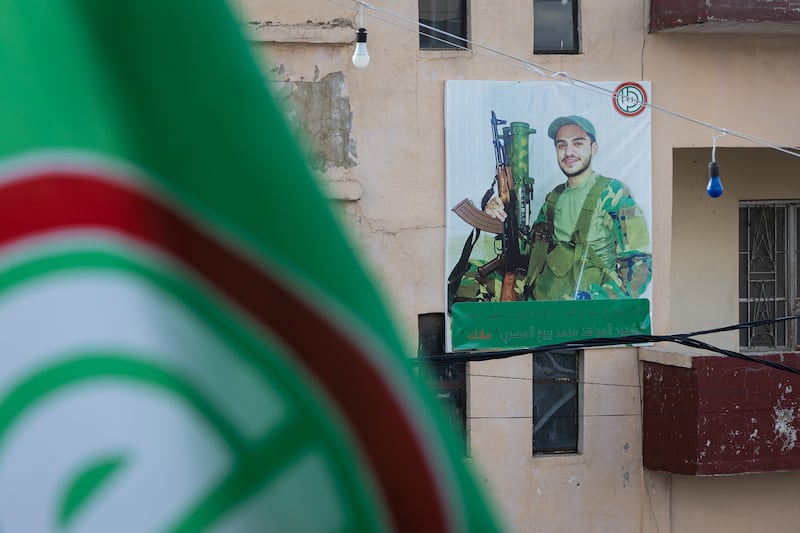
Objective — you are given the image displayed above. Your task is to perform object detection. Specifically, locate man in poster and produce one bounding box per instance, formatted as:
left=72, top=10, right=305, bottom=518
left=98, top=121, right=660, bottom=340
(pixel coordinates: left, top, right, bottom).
left=459, top=115, right=651, bottom=302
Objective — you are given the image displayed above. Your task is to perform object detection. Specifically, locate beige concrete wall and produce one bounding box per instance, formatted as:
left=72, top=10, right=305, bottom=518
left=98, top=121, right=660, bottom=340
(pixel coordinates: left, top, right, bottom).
left=469, top=348, right=659, bottom=533
left=671, top=471, right=800, bottom=533
left=243, top=1, right=800, bottom=532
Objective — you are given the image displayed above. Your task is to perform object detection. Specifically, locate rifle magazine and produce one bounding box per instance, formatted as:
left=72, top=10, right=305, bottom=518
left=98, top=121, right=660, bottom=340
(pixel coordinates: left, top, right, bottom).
left=452, top=199, right=504, bottom=234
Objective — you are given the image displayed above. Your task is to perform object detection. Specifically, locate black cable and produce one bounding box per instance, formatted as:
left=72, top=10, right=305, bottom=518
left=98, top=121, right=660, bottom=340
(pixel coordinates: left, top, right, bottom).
left=416, top=315, right=800, bottom=375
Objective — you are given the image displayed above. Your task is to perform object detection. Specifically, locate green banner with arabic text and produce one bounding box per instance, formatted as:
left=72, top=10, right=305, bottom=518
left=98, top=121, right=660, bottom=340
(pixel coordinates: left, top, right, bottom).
left=451, top=299, right=651, bottom=351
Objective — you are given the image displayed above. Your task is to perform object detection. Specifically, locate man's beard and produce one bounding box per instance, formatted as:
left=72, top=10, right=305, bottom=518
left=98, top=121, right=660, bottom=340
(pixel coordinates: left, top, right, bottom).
left=561, top=155, right=591, bottom=178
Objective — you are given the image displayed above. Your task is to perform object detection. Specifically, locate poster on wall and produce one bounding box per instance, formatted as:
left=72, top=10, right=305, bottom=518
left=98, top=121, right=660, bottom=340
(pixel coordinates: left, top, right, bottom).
left=445, top=80, right=653, bottom=352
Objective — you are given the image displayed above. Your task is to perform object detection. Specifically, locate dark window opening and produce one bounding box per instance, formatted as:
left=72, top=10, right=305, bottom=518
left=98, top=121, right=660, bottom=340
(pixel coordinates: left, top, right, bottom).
left=417, top=313, right=467, bottom=454
left=533, top=350, right=579, bottom=454
left=534, top=0, right=580, bottom=54
left=419, top=0, right=468, bottom=50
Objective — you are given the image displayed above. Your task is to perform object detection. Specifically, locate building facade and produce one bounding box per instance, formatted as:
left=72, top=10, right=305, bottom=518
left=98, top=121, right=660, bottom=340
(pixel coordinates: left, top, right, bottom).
left=243, top=0, right=800, bottom=531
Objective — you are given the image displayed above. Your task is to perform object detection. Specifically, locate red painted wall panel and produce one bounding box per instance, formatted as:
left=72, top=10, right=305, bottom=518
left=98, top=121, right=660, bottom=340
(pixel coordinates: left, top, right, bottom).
left=650, top=0, right=707, bottom=32
left=643, top=354, right=800, bottom=475
left=650, top=0, right=800, bottom=32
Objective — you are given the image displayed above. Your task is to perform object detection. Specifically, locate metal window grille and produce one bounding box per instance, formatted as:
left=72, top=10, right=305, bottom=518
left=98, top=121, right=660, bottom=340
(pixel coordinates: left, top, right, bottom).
left=533, top=350, right=580, bottom=454
left=739, top=202, right=800, bottom=352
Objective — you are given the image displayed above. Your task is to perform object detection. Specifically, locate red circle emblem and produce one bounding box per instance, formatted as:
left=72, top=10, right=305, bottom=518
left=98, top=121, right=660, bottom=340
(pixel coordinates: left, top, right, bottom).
left=613, top=82, right=648, bottom=117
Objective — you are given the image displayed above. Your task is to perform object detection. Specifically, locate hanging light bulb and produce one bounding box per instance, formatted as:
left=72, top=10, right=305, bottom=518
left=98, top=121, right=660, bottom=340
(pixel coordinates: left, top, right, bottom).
left=352, top=27, right=370, bottom=68
left=707, top=161, right=723, bottom=198
left=706, top=130, right=726, bottom=198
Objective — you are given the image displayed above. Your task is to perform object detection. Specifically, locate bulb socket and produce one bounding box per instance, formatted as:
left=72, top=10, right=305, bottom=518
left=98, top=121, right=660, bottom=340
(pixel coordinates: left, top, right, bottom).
left=356, top=27, right=367, bottom=43
left=709, top=160, right=720, bottom=177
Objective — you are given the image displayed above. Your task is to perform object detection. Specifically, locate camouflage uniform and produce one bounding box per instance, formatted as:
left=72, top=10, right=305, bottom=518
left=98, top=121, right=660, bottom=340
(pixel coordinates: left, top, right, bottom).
left=453, top=173, right=651, bottom=303
left=526, top=173, right=651, bottom=300
left=453, top=260, right=528, bottom=303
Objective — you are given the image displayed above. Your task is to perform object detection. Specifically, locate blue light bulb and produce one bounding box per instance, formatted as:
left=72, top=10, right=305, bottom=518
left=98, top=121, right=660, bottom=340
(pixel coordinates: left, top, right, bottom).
left=707, top=161, right=723, bottom=198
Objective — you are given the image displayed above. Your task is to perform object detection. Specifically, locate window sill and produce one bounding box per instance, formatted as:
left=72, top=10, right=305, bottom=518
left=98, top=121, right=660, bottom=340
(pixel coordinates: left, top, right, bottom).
left=244, top=20, right=355, bottom=44
left=418, top=49, right=473, bottom=59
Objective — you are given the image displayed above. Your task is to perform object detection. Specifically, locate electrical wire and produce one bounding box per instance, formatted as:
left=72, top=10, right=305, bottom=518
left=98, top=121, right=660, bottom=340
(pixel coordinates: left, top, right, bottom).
left=327, top=0, right=800, bottom=159
left=417, top=316, right=800, bottom=376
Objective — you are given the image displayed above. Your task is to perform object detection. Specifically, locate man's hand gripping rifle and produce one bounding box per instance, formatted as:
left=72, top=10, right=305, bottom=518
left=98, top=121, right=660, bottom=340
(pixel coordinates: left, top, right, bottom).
left=451, top=111, right=535, bottom=301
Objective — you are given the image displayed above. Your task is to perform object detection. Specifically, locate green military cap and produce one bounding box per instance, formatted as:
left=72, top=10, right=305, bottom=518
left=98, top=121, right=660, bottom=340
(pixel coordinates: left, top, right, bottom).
left=547, top=115, right=597, bottom=141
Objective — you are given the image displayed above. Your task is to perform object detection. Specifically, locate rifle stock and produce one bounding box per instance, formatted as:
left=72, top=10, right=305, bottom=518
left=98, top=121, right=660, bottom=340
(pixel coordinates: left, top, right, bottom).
left=500, top=271, right=517, bottom=302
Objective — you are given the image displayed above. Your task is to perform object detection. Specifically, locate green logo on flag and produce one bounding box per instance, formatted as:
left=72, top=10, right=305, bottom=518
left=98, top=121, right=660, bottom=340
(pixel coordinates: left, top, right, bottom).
left=0, top=240, right=389, bottom=531
left=0, top=0, right=503, bottom=528
left=0, top=158, right=501, bottom=531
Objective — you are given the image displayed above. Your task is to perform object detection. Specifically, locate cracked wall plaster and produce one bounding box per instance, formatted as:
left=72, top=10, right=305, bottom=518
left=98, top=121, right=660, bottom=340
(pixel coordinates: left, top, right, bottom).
left=272, top=71, right=357, bottom=174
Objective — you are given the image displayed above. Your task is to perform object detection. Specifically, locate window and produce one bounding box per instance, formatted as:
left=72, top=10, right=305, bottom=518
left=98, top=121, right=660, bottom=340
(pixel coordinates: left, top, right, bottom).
left=417, top=313, right=467, bottom=453
left=533, top=350, right=580, bottom=454
left=419, top=0, right=467, bottom=50
left=739, top=202, right=800, bottom=351
left=534, top=0, right=580, bottom=54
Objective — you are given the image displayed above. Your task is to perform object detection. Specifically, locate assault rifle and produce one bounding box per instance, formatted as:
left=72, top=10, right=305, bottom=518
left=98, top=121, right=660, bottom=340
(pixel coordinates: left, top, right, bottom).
left=451, top=111, right=535, bottom=302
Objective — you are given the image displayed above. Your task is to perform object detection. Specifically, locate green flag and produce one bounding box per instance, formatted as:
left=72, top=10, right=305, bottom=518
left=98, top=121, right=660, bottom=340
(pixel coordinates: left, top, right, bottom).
left=0, top=1, right=501, bottom=531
